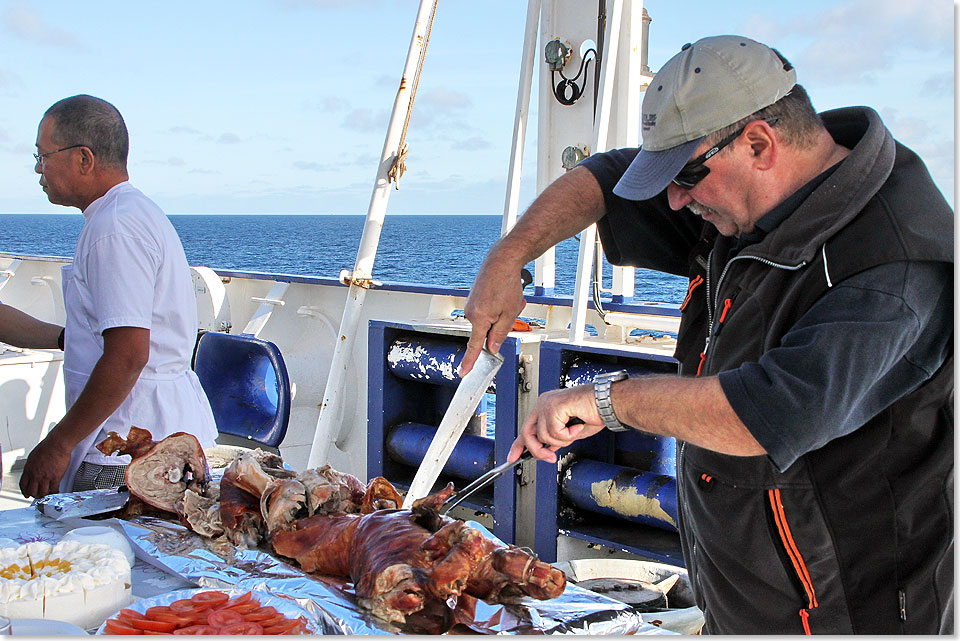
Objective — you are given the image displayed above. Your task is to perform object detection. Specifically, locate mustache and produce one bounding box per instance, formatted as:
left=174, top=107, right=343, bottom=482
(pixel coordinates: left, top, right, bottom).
left=686, top=201, right=717, bottom=218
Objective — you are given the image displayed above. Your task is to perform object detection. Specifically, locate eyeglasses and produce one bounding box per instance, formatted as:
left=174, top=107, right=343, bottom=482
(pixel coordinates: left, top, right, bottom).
left=33, top=144, right=88, bottom=166
left=672, top=118, right=779, bottom=190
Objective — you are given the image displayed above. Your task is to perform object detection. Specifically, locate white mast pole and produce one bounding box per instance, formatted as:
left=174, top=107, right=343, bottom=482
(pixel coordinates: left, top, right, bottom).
left=569, top=0, right=623, bottom=343
left=307, top=0, right=438, bottom=468
left=501, top=0, right=541, bottom=236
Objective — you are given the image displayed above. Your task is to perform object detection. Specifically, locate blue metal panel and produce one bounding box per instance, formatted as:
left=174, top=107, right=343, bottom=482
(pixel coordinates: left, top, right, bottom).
left=386, top=336, right=466, bottom=387
left=490, top=336, right=519, bottom=544
left=367, top=321, right=520, bottom=544
left=534, top=339, right=683, bottom=564
left=562, top=459, right=678, bottom=532
left=367, top=323, right=389, bottom=478
left=534, top=342, right=566, bottom=563
left=386, top=422, right=494, bottom=481
left=563, top=359, right=653, bottom=387
left=193, top=332, right=290, bottom=448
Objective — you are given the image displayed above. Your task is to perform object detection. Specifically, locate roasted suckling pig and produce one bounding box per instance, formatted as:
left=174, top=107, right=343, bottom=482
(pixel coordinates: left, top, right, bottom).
left=98, top=428, right=566, bottom=630
left=271, top=483, right=566, bottom=625
left=96, top=426, right=210, bottom=513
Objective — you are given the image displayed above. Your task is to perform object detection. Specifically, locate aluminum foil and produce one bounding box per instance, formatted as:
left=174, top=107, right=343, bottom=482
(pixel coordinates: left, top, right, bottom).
left=121, top=515, right=671, bottom=635
left=36, top=491, right=673, bottom=634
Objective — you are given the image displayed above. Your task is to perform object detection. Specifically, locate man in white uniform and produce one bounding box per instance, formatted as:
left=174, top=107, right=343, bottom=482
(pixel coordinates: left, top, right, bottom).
left=20, top=94, right=217, bottom=498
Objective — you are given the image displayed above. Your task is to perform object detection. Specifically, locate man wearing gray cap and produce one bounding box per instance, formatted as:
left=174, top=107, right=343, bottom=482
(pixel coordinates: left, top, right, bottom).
left=462, top=36, right=952, bottom=634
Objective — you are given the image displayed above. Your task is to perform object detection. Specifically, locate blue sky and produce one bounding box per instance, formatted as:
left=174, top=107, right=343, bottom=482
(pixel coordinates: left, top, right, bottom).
left=0, top=0, right=954, bottom=215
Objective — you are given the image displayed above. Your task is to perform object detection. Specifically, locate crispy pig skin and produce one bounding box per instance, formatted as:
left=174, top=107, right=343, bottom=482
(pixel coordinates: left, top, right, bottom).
left=219, top=473, right=264, bottom=548
left=268, top=479, right=565, bottom=627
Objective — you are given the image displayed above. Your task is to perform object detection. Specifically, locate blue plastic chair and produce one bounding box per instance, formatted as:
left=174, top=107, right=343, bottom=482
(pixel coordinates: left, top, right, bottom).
left=193, top=332, right=291, bottom=450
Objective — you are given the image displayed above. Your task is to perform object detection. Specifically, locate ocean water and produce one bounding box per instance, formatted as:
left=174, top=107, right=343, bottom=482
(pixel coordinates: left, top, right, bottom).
left=0, top=214, right=686, bottom=303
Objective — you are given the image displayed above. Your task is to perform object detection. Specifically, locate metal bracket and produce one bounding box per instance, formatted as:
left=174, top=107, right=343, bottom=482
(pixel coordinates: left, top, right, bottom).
left=338, top=270, right=382, bottom=289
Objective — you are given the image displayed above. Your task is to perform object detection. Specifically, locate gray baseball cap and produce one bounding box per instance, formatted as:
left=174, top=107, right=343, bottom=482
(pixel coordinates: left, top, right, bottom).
left=613, top=35, right=797, bottom=201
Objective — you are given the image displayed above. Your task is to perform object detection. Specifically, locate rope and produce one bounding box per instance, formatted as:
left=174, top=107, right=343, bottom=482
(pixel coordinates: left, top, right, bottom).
left=388, top=0, right=439, bottom=189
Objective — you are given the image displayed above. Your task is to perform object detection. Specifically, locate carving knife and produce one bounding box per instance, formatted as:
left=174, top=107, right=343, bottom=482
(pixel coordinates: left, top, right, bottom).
left=402, top=347, right=504, bottom=508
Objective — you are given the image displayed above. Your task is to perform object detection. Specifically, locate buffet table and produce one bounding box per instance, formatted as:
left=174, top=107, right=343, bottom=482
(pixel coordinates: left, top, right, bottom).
left=0, top=496, right=673, bottom=635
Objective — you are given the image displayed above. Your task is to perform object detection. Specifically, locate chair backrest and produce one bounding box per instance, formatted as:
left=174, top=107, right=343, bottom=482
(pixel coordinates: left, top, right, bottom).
left=193, top=332, right=290, bottom=448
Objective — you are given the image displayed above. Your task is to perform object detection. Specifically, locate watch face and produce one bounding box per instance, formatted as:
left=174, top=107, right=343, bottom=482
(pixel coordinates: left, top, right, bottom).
left=597, top=369, right=628, bottom=383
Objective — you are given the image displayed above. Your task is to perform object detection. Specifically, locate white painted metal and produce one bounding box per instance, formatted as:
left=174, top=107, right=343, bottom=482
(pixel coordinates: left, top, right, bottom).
left=0, top=347, right=66, bottom=478
left=0, top=258, right=21, bottom=293
left=502, top=0, right=541, bottom=237
left=191, top=266, right=231, bottom=333
left=307, top=0, right=440, bottom=469
left=243, top=281, right=289, bottom=337
left=570, top=0, right=624, bottom=343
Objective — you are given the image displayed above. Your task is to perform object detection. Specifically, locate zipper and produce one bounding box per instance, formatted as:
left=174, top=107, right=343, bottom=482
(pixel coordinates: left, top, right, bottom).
left=680, top=274, right=704, bottom=311
left=676, top=441, right=702, bottom=597
left=699, top=251, right=807, bottom=374
left=767, top=488, right=818, bottom=634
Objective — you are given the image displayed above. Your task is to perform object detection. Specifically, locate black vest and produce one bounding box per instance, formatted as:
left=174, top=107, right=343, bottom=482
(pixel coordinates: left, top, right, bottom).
left=672, top=109, right=953, bottom=633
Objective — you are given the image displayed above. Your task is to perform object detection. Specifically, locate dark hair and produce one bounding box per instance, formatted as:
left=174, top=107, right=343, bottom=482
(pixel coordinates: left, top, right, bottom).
left=43, top=95, right=129, bottom=169
left=706, top=83, right=824, bottom=151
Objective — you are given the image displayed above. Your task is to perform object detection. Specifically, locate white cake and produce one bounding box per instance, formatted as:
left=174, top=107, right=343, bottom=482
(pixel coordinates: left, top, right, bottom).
left=0, top=540, right=132, bottom=629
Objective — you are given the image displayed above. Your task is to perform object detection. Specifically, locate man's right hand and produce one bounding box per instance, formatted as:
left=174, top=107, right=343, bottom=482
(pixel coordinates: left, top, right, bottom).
left=19, top=433, right=72, bottom=498
left=460, top=259, right=527, bottom=376
left=459, top=166, right=607, bottom=376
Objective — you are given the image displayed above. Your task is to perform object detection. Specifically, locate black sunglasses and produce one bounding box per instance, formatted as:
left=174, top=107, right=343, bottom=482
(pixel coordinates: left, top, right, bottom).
left=671, top=118, right=779, bottom=190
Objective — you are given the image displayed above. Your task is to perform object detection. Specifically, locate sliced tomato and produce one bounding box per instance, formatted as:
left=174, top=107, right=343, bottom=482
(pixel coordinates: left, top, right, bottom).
left=222, top=591, right=255, bottom=608
left=281, top=624, right=309, bottom=635
left=207, top=608, right=244, bottom=628
left=219, top=621, right=265, bottom=635
left=104, top=618, right=144, bottom=635
left=142, top=631, right=170, bottom=635
left=173, top=624, right=219, bottom=635
left=244, top=606, right=277, bottom=621
left=223, top=600, right=261, bottom=615
left=150, top=611, right=195, bottom=627
left=144, top=605, right=175, bottom=619
left=170, top=598, right=202, bottom=613
left=261, top=618, right=302, bottom=635
left=117, top=608, right=148, bottom=621
left=130, top=618, right=178, bottom=633
left=255, top=613, right=286, bottom=628
left=191, top=590, right=230, bottom=608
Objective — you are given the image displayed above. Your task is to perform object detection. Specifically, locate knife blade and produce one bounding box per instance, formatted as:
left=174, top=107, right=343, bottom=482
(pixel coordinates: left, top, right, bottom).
left=40, top=488, right=130, bottom=520
left=402, top=347, right=504, bottom=508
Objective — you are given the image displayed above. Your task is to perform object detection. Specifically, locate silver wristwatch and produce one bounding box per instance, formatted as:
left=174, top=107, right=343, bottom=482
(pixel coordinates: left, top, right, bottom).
left=594, top=370, right=629, bottom=432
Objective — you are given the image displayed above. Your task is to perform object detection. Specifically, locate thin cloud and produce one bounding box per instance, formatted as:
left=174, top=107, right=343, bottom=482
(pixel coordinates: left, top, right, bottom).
left=742, top=0, right=951, bottom=84
left=419, top=88, right=471, bottom=110
left=921, top=71, right=953, bottom=99
left=451, top=136, right=490, bottom=151
left=217, top=133, right=241, bottom=144
left=2, top=3, right=85, bottom=50
left=168, top=125, right=202, bottom=136
left=143, top=157, right=187, bottom=167
left=341, top=107, right=392, bottom=132
left=293, top=160, right=339, bottom=171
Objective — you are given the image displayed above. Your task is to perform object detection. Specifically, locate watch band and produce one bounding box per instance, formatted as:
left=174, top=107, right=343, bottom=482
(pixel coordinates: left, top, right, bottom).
left=594, top=370, right=629, bottom=432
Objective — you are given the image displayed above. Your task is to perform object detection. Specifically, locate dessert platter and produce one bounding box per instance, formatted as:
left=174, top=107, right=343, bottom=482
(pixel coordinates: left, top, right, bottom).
left=0, top=540, right=131, bottom=629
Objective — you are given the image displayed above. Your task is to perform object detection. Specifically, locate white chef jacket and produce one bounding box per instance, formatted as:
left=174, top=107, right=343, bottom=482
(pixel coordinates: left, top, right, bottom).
left=59, top=182, right=217, bottom=492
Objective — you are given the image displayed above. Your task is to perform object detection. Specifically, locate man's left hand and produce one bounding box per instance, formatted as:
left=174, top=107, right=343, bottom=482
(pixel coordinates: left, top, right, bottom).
left=19, top=433, right=72, bottom=498
left=508, top=385, right=605, bottom=464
